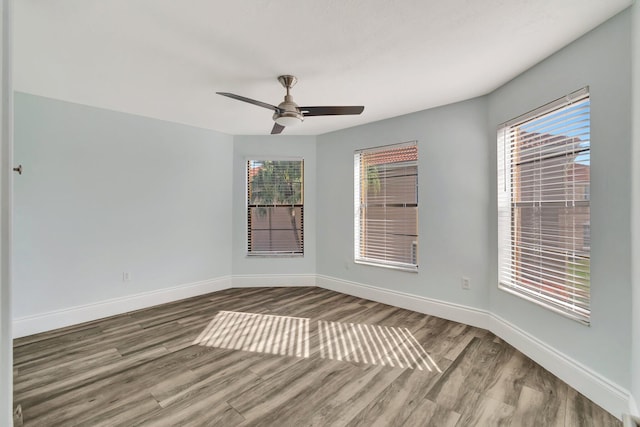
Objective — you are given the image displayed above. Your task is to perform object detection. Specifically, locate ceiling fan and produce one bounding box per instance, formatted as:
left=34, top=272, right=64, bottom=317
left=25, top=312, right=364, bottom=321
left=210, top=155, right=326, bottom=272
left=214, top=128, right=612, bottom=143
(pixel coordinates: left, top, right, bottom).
left=217, top=75, right=365, bottom=134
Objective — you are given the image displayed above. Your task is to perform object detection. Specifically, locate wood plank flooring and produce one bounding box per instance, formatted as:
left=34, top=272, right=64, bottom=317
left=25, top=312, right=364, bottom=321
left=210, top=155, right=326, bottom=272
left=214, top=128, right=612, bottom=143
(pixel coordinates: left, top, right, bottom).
left=13, top=287, right=621, bottom=426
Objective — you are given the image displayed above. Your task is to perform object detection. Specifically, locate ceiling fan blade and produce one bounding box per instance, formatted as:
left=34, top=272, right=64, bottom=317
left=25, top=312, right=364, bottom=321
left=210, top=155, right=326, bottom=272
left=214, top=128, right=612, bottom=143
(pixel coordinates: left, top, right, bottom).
left=271, top=123, right=285, bottom=134
left=216, top=92, right=281, bottom=112
left=300, top=106, right=364, bottom=116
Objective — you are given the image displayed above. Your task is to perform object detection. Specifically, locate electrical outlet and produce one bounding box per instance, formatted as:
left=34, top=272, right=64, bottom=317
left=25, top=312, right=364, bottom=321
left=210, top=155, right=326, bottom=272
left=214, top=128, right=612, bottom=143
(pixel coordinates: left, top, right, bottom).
left=123, top=272, right=131, bottom=282
left=461, top=276, right=471, bottom=290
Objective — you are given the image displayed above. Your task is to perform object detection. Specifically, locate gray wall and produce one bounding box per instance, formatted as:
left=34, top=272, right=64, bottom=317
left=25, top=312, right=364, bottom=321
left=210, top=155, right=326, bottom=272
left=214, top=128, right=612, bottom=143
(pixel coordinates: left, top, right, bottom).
left=631, top=0, right=640, bottom=415
left=13, top=93, right=234, bottom=317
left=487, top=11, right=632, bottom=388
left=317, top=97, right=490, bottom=309
left=232, top=135, right=317, bottom=276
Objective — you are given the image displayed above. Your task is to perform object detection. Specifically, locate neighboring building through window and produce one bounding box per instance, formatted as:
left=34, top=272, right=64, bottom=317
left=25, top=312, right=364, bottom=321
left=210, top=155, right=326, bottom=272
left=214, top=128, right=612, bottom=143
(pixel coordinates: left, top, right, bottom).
left=247, top=160, right=303, bottom=255
left=354, top=142, right=418, bottom=271
left=497, top=87, right=591, bottom=323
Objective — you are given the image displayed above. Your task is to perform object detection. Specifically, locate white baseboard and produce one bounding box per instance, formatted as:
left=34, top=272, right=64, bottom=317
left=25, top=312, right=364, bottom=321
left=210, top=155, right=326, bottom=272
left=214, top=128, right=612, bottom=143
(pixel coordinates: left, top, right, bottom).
left=316, top=275, right=490, bottom=330
left=12, top=276, right=232, bottom=338
left=490, top=313, right=629, bottom=419
left=631, top=395, right=640, bottom=418
left=12, top=274, right=312, bottom=338
left=232, top=274, right=317, bottom=288
left=316, top=274, right=630, bottom=421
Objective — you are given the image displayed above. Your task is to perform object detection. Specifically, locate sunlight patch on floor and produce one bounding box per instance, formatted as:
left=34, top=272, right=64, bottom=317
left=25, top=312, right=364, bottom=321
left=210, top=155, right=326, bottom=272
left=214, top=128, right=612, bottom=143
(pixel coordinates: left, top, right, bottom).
left=194, top=311, right=440, bottom=372
left=193, top=311, right=310, bottom=358
left=318, top=320, right=440, bottom=372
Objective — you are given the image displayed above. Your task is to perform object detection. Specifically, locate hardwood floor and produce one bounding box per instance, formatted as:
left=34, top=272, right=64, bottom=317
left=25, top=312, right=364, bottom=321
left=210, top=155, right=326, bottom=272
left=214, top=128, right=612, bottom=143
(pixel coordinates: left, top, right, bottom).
left=13, top=287, right=621, bottom=426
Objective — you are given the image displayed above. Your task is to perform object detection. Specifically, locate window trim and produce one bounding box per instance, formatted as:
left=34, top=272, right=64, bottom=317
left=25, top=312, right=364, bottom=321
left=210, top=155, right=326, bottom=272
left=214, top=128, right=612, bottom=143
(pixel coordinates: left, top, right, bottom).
left=497, top=87, right=591, bottom=325
left=246, top=158, right=304, bottom=257
left=354, top=141, right=419, bottom=272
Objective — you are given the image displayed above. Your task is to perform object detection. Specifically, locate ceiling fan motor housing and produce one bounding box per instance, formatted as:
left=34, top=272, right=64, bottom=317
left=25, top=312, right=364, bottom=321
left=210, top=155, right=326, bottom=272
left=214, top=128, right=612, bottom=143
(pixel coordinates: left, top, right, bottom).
left=274, top=94, right=303, bottom=126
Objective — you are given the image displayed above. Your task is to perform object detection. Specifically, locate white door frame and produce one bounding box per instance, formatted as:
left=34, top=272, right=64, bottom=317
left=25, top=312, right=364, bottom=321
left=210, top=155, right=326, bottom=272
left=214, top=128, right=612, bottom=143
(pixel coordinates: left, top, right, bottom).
left=1, top=0, right=14, bottom=424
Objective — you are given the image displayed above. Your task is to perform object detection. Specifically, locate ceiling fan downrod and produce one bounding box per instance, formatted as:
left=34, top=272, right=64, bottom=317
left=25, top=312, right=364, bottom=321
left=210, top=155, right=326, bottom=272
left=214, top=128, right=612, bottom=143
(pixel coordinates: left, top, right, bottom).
left=274, top=75, right=303, bottom=126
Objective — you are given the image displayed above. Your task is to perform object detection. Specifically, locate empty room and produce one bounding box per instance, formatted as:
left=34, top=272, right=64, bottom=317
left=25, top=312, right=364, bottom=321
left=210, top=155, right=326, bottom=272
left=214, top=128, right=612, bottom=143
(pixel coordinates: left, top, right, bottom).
left=1, top=0, right=640, bottom=426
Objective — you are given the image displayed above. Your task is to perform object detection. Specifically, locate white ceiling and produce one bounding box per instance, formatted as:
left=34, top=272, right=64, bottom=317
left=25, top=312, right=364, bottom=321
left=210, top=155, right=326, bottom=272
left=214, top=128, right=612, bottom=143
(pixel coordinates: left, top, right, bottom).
left=14, top=0, right=631, bottom=136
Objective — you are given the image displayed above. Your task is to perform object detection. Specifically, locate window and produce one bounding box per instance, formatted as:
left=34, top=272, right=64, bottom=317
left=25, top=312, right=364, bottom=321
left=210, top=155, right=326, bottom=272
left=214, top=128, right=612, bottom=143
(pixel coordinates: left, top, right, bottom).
left=354, top=142, right=418, bottom=271
left=247, top=160, right=303, bottom=255
left=497, top=87, right=590, bottom=324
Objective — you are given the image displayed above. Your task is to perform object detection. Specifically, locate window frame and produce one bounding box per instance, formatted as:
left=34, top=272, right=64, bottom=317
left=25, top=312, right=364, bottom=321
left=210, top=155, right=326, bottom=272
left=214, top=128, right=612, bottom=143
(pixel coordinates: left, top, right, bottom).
left=354, top=141, right=419, bottom=272
left=246, top=158, right=304, bottom=257
left=497, top=87, right=591, bottom=324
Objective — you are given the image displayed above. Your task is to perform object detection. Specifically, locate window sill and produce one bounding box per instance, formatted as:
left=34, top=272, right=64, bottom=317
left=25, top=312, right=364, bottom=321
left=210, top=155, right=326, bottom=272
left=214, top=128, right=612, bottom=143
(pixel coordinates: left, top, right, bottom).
left=355, top=259, right=418, bottom=273
left=246, top=253, right=304, bottom=258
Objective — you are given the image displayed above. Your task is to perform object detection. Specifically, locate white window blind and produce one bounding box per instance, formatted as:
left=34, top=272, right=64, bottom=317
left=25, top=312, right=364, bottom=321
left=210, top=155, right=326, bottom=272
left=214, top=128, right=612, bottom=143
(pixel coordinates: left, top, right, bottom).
left=247, top=160, right=303, bottom=255
left=497, top=87, right=590, bottom=324
left=354, top=142, right=418, bottom=271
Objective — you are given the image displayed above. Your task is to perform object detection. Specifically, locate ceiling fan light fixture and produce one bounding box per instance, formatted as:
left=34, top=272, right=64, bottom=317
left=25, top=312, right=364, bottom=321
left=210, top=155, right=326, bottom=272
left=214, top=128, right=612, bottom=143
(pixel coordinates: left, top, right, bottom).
left=274, top=112, right=303, bottom=127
